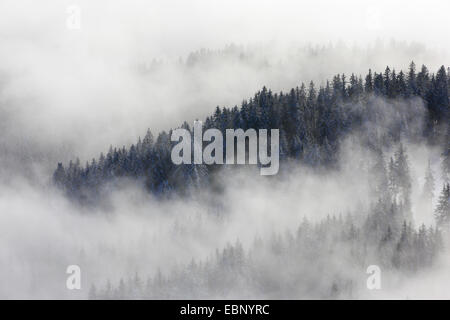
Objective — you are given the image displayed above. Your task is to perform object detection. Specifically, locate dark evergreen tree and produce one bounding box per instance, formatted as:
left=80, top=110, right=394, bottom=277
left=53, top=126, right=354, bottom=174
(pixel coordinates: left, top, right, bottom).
left=407, top=61, right=417, bottom=95
left=435, top=184, right=450, bottom=228
left=442, top=126, right=450, bottom=183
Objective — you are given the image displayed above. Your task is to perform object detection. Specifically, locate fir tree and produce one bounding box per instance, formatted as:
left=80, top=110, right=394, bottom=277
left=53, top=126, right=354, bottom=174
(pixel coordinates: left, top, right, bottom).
left=435, top=184, right=450, bottom=227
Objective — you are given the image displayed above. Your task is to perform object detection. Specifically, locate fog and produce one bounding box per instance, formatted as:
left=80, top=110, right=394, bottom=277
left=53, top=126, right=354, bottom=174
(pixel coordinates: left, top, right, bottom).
left=1, top=0, right=449, bottom=169
left=0, top=134, right=446, bottom=299
left=0, top=0, right=449, bottom=299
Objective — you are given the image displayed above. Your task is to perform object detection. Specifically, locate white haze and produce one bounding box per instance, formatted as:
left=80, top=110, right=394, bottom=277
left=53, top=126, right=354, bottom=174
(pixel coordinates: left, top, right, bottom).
left=0, top=0, right=449, bottom=299
left=0, top=135, right=446, bottom=299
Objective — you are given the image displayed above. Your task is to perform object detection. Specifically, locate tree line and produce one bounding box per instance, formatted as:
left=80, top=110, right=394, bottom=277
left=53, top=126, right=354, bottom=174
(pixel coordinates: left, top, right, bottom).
left=89, top=204, right=443, bottom=299
left=61, top=61, right=450, bottom=299
left=54, top=63, right=450, bottom=209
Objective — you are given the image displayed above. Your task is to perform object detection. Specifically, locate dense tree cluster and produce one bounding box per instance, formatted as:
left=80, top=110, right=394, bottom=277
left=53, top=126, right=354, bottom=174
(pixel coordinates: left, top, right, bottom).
left=84, top=136, right=449, bottom=298
left=61, top=61, right=450, bottom=299
left=54, top=63, right=450, bottom=204
left=89, top=206, right=443, bottom=299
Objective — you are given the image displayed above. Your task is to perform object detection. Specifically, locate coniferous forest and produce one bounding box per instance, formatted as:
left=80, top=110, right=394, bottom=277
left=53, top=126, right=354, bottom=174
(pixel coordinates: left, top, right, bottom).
left=54, top=63, right=450, bottom=202
left=3, top=1, right=450, bottom=301
left=51, top=62, right=450, bottom=299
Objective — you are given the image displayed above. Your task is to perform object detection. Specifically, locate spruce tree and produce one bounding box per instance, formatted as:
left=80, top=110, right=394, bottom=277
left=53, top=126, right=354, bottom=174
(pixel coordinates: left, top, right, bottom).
left=435, top=184, right=450, bottom=227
